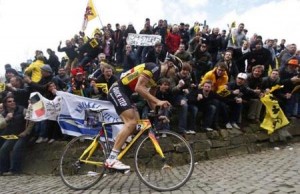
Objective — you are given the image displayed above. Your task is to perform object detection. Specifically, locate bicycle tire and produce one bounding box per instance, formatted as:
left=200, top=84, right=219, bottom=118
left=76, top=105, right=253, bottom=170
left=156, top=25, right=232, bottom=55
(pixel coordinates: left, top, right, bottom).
left=134, top=130, right=194, bottom=191
left=59, top=135, right=107, bottom=190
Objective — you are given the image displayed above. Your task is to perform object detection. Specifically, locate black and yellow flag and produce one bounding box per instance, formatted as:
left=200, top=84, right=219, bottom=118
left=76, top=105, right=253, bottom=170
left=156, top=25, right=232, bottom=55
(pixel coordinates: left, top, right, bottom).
left=96, top=83, right=108, bottom=94
left=216, top=85, right=231, bottom=97
left=260, top=85, right=289, bottom=134
left=82, top=0, right=98, bottom=31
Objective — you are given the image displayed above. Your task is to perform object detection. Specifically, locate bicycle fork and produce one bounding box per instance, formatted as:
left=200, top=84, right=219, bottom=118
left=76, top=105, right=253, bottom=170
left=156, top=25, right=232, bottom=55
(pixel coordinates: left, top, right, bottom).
left=148, top=128, right=165, bottom=158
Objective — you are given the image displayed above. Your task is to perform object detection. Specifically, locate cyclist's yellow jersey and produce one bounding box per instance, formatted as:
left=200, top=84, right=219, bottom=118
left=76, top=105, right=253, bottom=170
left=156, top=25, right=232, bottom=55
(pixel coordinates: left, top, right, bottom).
left=119, top=63, right=161, bottom=93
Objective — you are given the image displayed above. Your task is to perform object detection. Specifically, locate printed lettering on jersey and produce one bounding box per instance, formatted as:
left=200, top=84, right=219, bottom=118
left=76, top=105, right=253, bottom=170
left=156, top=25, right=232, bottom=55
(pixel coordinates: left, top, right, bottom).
left=121, top=64, right=146, bottom=85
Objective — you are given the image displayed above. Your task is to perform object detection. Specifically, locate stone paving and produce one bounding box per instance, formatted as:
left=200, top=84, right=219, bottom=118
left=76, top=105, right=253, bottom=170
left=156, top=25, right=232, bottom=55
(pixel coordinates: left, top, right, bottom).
left=1, top=143, right=300, bottom=194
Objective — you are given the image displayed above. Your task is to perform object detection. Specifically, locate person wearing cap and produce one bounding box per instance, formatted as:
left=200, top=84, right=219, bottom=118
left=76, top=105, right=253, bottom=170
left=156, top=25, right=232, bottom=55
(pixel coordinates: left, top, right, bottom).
left=25, top=64, right=65, bottom=92
left=5, top=68, right=19, bottom=83
left=4, top=64, right=11, bottom=71
left=67, top=67, right=94, bottom=97
left=24, top=64, right=66, bottom=144
left=278, top=57, right=300, bottom=118
left=220, top=30, right=228, bottom=52
left=24, top=54, right=45, bottom=83
left=207, top=27, right=222, bottom=66
left=192, top=42, right=212, bottom=83
left=179, top=22, right=189, bottom=50
left=264, top=39, right=276, bottom=69
left=105, top=58, right=181, bottom=171
left=280, top=43, right=297, bottom=67
left=219, top=72, right=256, bottom=129
left=239, top=39, right=272, bottom=76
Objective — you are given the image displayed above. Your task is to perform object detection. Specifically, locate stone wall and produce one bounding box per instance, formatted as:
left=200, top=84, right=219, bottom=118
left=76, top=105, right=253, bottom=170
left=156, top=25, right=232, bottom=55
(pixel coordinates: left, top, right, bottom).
left=22, top=119, right=300, bottom=175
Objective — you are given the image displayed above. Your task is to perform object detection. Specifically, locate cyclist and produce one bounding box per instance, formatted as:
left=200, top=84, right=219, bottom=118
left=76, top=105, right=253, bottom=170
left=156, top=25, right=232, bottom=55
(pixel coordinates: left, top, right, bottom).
left=105, top=54, right=181, bottom=170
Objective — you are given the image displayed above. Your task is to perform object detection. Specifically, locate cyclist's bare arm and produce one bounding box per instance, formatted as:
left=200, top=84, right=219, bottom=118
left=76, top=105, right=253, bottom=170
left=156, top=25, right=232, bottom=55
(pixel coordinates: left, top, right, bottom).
left=135, top=74, right=171, bottom=109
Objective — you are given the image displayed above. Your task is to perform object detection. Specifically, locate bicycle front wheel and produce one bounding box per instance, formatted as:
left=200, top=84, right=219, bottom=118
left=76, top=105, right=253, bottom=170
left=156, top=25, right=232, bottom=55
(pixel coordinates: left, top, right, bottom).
left=59, top=135, right=107, bottom=190
left=134, top=130, right=194, bottom=191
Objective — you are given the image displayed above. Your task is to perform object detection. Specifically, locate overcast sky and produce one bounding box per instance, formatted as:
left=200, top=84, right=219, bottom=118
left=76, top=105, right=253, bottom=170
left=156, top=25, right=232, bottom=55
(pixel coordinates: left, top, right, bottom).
left=0, top=0, right=299, bottom=74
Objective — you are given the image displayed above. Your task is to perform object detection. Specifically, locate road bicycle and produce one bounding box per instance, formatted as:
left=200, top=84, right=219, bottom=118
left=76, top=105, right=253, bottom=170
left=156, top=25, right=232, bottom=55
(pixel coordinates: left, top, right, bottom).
left=59, top=107, right=194, bottom=191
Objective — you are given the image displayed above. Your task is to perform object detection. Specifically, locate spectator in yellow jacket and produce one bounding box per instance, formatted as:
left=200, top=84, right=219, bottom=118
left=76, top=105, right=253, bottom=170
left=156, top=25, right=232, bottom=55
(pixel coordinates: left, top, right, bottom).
left=199, top=62, right=229, bottom=92
left=24, top=55, right=45, bottom=83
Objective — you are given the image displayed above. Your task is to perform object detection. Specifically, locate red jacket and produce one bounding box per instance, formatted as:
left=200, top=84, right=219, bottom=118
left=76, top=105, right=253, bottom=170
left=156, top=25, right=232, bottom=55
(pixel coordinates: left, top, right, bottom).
left=165, top=32, right=181, bottom=54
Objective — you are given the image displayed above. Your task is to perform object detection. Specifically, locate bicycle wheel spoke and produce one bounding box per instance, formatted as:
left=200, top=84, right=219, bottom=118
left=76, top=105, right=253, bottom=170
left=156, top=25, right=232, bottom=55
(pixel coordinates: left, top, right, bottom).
left=134, top=130, right=194, bottom=191
left=59, top=135, right=107, bottom=190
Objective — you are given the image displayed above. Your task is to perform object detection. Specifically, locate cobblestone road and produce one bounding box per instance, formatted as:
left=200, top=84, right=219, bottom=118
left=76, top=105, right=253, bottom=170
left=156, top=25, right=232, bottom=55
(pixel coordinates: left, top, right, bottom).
left=1, top=143, right=300, bottom=194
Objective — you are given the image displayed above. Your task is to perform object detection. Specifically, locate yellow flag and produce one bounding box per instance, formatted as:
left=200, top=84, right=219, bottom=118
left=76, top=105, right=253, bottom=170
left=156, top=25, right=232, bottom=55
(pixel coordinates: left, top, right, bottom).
left=1, top=135, right=19, bottom=140
left=260, top=93, right=289, bottom=134
left=96, top=83, right=108, bottom=94
left=82, top=0, right=98, bottom=31
left=230, top=21, right=236, bottom=45
left=216, top=85, right=231, bottom=97
left=231, top=21, right=236, bottom=28
left=85, top=0, right=97, bottom=21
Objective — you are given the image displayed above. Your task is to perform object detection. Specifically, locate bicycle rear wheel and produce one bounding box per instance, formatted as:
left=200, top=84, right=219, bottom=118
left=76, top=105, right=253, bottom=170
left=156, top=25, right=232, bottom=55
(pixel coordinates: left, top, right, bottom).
left=59, top=135, right=107, bottom=190
left=134, top=130, right=194, bottom=191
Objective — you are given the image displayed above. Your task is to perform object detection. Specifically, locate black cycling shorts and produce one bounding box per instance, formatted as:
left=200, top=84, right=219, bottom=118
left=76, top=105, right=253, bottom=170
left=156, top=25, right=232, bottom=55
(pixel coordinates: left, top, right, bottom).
left=108, top=84, right=134, bottom=115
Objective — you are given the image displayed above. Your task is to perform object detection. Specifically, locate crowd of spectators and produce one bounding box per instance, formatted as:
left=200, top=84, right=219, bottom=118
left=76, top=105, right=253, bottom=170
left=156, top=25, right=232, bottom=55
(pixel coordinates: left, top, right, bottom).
left=0, top=18, right=300, bottom=175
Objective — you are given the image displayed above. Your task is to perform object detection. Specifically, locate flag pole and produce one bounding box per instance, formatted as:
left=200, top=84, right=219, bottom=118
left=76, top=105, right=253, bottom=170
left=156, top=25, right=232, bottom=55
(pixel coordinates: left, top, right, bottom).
left=93, top=1, right=104, bottom=28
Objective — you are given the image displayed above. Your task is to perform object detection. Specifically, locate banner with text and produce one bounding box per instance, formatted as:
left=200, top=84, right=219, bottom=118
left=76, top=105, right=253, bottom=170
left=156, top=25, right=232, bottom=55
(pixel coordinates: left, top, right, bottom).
left=26, top=92, right=61, bottom=122
left=27, top=91, right=123, bottom=140
left=57, top=91, right=122, bottom=139
left=126, top=33, right=161, bottom=46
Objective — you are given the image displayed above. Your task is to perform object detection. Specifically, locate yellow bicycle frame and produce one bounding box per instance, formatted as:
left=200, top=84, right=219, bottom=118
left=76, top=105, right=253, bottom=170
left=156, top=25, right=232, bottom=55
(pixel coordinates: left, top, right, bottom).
left=117, top=119, right=165, bottom=160
left=77, top=119, right=165, bottom=166
left=79, top=135, right=103, bottom=166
